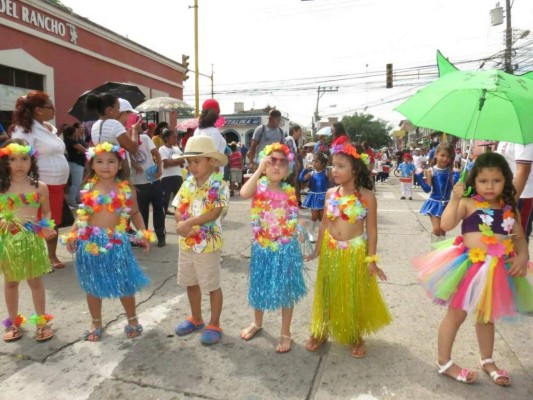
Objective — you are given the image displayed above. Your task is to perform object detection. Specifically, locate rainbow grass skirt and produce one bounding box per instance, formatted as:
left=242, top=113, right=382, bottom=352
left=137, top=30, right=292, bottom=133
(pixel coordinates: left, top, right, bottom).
left=310, top=230, right=391, bottom=344
left=413, top=236, right=533, bottom=323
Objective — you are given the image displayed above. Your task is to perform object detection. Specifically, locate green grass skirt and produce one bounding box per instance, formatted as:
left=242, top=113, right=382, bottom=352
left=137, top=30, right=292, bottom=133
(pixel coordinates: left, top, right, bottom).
left=0, top=231, right=51, bottom=282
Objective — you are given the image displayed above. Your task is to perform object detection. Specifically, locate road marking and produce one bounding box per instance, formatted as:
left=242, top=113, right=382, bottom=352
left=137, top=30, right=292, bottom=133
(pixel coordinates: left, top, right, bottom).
left=0, top=294, right=185, bottom=400
left=379, top=191, right=395, bottom=199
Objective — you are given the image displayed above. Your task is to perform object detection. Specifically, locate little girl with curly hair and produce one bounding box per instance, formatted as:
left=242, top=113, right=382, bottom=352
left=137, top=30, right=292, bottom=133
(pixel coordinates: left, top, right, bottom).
left=0, top=139, right=56, bottom=342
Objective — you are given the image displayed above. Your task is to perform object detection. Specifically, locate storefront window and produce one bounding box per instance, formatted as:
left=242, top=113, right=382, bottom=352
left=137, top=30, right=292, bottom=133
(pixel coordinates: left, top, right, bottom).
left=0, top=65, right=44, bottom=91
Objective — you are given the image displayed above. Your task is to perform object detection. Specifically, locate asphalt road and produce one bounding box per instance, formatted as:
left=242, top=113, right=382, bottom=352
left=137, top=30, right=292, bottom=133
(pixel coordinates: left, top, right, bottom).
left=1, top=176, right=532, bottom=400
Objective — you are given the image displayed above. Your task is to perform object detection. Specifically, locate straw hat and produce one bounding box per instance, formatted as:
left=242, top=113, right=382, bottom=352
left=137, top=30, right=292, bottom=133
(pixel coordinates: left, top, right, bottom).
left=172, top=136, right=228, bottom=166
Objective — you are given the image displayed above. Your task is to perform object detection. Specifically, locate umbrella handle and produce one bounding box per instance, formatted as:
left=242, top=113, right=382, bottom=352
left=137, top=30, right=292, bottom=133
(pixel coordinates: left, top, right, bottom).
left=459, top=168, right=472, bottom=197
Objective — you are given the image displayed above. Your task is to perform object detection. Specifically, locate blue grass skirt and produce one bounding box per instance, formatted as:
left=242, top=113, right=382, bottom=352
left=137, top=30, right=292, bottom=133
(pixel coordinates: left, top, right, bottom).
left=303, top=192, right=326, bottom=210
left=0, top=231, right=51, bottom=282
left=248, top=237, right=307, bottom=311
left=420, top=198, right=448, bottom=218
left=75, top=231, right=150, bottom=298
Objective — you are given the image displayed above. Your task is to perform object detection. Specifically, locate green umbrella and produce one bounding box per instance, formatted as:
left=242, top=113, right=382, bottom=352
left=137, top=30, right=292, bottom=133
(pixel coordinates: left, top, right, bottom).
left=395, top=56, right=533, bottom=145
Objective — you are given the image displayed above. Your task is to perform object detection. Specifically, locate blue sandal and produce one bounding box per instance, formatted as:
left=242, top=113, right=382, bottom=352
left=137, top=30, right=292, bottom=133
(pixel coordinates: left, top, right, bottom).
left=200, top=325, right=222, bottom=345
left=175, top=317, right=205, bottom=336
left=83, top=319, right=104, bottom=342
left=124, top=324, right=143, bottom=338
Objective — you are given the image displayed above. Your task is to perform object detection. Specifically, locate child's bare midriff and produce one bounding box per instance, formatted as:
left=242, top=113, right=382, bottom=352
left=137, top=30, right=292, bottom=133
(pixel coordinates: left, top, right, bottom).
left=327, top=218, right=365, bottom=241
left=88, top=212, right=121, bottom=229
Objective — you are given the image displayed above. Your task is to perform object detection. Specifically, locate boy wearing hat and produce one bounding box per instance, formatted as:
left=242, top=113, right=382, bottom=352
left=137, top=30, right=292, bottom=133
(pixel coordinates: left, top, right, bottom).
left=172, top=136, right=229, bottom=345
left=398, top=153, right=416, bottom=200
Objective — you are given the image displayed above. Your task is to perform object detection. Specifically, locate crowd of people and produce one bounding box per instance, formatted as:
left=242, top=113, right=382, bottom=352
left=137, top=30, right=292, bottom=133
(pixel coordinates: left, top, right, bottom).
left=0, top=92, right=532, bottom=388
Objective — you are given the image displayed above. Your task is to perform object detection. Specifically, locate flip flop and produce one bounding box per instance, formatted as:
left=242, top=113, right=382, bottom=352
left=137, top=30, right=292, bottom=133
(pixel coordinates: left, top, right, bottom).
left=52, top=262, right=65, bottom=269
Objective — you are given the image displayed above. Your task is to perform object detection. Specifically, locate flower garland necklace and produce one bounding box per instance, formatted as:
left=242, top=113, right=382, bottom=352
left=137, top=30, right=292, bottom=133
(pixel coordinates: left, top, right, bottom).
left=466, top=194, right=515, bottom=263
left=326, top=188, right=367, bottom=223
left=177, top=172, right=224, bottom=248
left=178, top=172, right=224, bottom=219
left=251, top=176, right=298, bottom=250
left=0, top=192, right=41, bottom=211
left=61, top=177, right=155, bottom=255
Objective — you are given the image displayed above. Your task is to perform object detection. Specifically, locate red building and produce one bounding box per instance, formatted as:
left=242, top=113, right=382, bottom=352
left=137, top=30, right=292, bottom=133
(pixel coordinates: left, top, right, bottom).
left=0, top=0, right=186, bottom=128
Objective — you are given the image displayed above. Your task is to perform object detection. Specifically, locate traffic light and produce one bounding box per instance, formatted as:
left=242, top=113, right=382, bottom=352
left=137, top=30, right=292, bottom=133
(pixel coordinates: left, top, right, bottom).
left=386, top=63, right=393, bottom=88
left=182, top=54, right=190, bottom=81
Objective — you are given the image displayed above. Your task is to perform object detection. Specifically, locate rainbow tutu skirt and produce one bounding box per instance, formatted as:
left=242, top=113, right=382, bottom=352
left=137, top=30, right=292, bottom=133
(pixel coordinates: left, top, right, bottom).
left=413, top=236, right=533, bottom=323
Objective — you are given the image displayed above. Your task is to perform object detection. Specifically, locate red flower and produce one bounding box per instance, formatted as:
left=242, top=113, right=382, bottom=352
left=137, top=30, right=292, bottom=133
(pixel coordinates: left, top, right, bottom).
left=453, top=236, right=463, bottom=246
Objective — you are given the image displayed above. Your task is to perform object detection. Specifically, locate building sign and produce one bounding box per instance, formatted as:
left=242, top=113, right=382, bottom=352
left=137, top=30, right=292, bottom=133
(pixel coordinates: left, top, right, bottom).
left=224, top=117, right=261, bottom=126
left=0, top=0, right=78, bottom=44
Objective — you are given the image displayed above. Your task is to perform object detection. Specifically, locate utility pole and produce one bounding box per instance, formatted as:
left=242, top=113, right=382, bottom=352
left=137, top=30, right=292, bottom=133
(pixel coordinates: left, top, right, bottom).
left=313, top=86, right=338, bottom=134
left=504, top=0, right=513, bottom=74
left=211, top=64, right=214, bottom=98
left=194, top=0, right=199, bottom=116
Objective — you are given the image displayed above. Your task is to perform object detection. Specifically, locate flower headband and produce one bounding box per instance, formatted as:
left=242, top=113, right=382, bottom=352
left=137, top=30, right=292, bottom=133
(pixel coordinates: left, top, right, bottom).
left=0, top=143, right=37, bottom=158
left=86, top=142, right=127, bottom=160
left=259, top=142, right=295, bottom=162
left=330, top=144, right=369, bottom=165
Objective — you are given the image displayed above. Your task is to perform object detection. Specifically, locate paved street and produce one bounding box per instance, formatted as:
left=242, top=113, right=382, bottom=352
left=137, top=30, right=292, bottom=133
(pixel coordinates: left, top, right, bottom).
left=1, top=176, right=532, bottom=400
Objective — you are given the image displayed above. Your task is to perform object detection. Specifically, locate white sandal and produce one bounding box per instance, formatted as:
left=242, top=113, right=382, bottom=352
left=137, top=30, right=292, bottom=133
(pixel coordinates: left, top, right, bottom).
left=480, top=358, right=511, bottom=386
left=240, top=322, right=262, bottom=341
left=437, top=360, right=477, bottom=384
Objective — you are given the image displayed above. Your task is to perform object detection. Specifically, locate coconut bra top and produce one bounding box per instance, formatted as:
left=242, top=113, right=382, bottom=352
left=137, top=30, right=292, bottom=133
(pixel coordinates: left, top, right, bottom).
left=462, top=209, right=508, bottom=235
left=0, top=192, right=40, bottom=211
left=79, top=178, right=132, bottom=216
left=325, top=188, right=367, bottom=223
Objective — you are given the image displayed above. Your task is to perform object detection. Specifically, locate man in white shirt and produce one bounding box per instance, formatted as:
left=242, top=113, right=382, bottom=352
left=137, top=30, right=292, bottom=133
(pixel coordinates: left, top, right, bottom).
left=497, top=141, right=533, bottom=242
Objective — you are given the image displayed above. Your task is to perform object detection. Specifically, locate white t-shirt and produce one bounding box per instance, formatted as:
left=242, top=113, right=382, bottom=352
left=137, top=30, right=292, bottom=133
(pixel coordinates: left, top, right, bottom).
left=413, top=154, right=426, bottom=169
left=91, top=119, right=126, bottom=145
left=12, top=121, right=69, bottom=185
left=193, top=126, right=227, bottom=154
left=130, top=134, right=157, bottom=185
left=159, top=145, right=183, bottom=178
left=497, top=141, right=533, bottom=198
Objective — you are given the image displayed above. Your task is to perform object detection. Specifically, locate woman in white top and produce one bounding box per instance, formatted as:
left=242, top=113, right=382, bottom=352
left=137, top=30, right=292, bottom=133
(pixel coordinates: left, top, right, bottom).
left=10, top=91, right=70, bottom=269
left=86, top=94, right=140, bottom=153
left=158, top=129, right=184, bottom=214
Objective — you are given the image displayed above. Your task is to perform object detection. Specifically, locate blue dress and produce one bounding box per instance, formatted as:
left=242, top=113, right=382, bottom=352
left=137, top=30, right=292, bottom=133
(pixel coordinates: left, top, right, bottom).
left=419, top=167, right=454, bottom=217
left=298, top=169, right=329, bottom=210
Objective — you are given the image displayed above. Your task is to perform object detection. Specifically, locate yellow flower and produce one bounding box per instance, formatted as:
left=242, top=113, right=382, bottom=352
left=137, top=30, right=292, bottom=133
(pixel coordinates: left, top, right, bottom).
left=468, top=248, right=486, bottom=263
left=502, top=239, right=513, bottom=254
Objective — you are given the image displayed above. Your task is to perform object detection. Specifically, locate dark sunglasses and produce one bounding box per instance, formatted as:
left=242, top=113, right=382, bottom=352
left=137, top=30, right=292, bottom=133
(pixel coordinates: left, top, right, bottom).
left=270, top=156, right=289, bottom=166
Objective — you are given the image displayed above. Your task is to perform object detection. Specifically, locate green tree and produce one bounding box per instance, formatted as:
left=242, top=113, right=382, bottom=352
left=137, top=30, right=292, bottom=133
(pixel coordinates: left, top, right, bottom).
left=341, top=113, right=392, bottom=149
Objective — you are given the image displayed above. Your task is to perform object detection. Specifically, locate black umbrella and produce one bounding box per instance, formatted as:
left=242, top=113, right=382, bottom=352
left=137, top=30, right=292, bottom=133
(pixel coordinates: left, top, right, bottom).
left=68, top=81, right=146, bottom=122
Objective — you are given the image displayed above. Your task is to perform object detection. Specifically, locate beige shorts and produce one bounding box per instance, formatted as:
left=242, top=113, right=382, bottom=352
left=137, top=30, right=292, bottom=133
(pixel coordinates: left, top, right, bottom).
left=230, top=168, right=243, bottom=183
left=177, top=250, right=221, bottom=293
